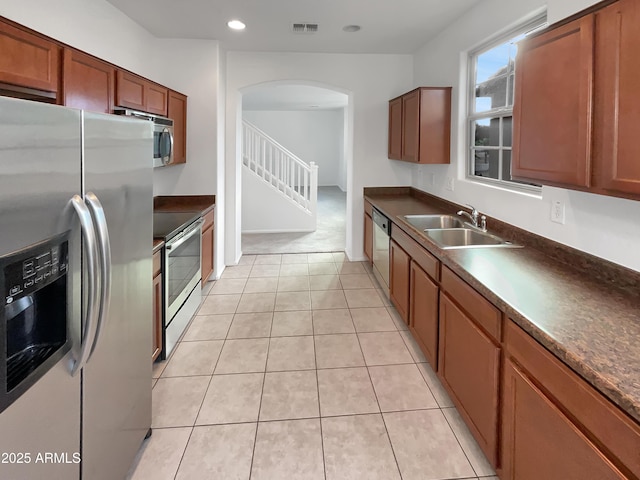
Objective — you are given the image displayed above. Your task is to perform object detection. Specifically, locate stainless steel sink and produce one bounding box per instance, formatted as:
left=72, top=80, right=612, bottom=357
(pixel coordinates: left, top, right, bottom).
left=403, top=214, right=465, bottom=230
left=424, top=228, right=521, bottom=249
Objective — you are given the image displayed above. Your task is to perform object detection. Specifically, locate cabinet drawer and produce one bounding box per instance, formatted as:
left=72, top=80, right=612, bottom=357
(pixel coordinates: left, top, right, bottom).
left=441, top=266, right=500, bottom=342
left=505, top=320, right=640, bottom=478
left=391, top=225, right=439, bottom=281
left=153, top=250, right=162, bottom=278
left=202, top=210, right=214, bottom=231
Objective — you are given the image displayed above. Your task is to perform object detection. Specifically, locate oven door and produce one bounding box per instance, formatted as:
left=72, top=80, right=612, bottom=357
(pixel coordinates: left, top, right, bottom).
left=164, top=220, right=202, bottom=322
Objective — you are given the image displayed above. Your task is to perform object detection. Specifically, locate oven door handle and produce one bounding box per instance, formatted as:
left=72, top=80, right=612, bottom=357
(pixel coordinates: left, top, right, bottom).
left=70, top=195, right=100, bottom=377
left=85, top=192, right=112, bottom=358
left=166, top=219, right=203, bottom=251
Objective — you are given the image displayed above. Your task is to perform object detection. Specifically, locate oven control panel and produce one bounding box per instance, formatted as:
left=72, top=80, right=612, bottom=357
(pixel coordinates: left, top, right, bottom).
left=2, top=235, right=69, bottom=305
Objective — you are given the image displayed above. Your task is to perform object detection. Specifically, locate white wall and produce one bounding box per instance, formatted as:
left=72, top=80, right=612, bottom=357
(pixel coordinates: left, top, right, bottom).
left=243, top=109, right=344, bottom=187
left=226, top=53, right=414, bottom=264
left=412, top=0, right=640, bottom=273
left=242, top=169, right=315, bottom=233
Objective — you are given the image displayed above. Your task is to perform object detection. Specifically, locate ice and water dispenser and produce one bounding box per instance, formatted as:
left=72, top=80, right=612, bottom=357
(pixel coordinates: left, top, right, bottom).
left=0, top=233, right=70, bottom=413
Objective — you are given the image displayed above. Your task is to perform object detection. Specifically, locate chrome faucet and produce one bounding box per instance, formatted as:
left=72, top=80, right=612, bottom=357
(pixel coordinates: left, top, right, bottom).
left=457, top=204, right=487, bottom=231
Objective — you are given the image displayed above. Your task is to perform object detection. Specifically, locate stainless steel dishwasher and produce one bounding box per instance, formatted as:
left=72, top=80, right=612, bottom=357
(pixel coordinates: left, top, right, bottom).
left=372, top=208, right=391, bottom=298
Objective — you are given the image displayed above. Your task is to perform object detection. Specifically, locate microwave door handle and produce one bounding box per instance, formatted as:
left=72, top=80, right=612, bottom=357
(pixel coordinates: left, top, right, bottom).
left=161, top=128, right=173, bottom=165
left=85, top=192, right=112, bottom=357
left=69, top=195, right=100, bottom=377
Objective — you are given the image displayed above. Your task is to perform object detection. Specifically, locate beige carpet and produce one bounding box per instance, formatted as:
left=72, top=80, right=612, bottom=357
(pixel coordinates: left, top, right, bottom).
left=242, top=186, right=346, bottom=254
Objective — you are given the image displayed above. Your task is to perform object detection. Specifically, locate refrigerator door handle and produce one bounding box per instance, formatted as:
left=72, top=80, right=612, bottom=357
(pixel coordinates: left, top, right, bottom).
left=70, top=194, right=100, bottom=377
left=85, top=192, right=112, bottom=357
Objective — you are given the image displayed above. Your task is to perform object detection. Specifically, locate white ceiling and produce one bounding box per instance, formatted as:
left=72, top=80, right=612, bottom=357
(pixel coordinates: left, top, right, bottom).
left=243, top=85, right=348, bottom=111
left=106, top=0, right=481, bottom=54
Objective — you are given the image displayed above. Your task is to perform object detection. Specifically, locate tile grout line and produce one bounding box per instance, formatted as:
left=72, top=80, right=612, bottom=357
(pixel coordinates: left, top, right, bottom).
left=168, top=292, right=234, bottom=479
left=312, top=297, right=328, bottom=480
left=352, top=323, right=405, bottom=480
left=247, top=323, right=271, bottom=479
left=441, top=407, right=487, bottom=478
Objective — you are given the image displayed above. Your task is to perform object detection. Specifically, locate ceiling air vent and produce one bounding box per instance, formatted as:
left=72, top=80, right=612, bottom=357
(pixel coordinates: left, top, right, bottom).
left=292, top=23, right=319, bottom=34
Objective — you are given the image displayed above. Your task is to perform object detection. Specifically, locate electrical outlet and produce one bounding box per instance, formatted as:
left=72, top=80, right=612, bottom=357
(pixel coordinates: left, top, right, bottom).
left=445, top=177, right=455, bottom=191
left=429, top=173, right=436, bottom=187
left=551, top=200, right=565, bottom=224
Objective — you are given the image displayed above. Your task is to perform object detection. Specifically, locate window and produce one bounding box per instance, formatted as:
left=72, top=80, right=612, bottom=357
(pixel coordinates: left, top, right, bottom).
left=468, top=14, right=547, bottom=191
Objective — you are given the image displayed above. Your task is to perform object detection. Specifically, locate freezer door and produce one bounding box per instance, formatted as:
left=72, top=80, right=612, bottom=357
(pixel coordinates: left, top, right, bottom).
left=81, top=111, right=153, bottom=480
left=0, top=97, right=81, bottom=479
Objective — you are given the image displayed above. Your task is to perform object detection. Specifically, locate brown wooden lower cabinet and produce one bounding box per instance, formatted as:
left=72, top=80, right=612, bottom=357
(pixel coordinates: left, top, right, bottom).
left=152, top=250, right=162, bottom=362
left=364, top=212, right=373, bottom=262
left=502, top=358, right=626, bottom=480
left=201, top=209, right=214, bottom=283
left=438, top=292, right=500, bottom=466
left=409, top=260, right=439, bottom=367
left=389, top=239, right=410, bottom=324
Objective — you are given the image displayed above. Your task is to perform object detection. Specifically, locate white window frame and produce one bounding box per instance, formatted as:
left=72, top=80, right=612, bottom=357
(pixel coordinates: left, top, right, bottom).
left=467, top=13, right=547, bottom=194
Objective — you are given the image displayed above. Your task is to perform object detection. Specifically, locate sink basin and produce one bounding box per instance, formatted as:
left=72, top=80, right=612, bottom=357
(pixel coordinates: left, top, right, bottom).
left=424, top=228, right=521, bottom=249
left=403, top=214, right=465, bottom=230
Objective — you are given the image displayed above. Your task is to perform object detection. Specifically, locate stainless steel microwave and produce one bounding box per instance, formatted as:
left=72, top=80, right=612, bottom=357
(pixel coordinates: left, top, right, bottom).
left=114, top=108, right=174, bottom=167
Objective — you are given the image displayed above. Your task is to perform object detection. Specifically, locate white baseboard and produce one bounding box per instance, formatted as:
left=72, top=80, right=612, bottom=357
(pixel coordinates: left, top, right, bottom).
left=242, top=228, right=316, bottom=234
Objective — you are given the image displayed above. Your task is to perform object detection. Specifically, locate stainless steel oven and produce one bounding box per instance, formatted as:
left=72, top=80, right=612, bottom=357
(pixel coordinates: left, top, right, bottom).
left=164, top=218, right=202, bottom=356
left=165, top=219, right=202, bottom=320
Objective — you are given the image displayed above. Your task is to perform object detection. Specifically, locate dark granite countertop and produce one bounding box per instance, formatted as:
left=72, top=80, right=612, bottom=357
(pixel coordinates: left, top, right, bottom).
left=153, top=195, right=215, bottom=214
left=365, top=187, right=640, bottom=424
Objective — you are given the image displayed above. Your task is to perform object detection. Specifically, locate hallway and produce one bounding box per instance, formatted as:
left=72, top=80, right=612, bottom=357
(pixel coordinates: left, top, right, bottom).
left=242, top=186, right=346, bottom=254
left=129, top=253, right=497, bottom=480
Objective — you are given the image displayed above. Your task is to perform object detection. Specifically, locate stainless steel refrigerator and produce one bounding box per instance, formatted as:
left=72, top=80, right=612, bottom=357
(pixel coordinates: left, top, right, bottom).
left=0, top=97, right=152, bottom=479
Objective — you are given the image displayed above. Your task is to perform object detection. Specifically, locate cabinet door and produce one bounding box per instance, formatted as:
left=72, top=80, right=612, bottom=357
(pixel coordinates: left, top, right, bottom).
left=409, top=261, right=439, bottom=367
left=512, top=15, right=594, bottom=188
left=388, top=97, right=403, bottom=160
left=201, top=225, right=214, bottom=283
left=363, top=213, right=373, bottom=262
left=438, top=292, right=500, bottom=465
left=168, top=90, right=188, bottom=164
left=115, top=70, right=146, bottom=111
left=0, top=21, right=60, bottom=93
left=152, top=273, right=162, bottom=361
left=401, top=90, right=420, bottom=162
left=62, top=49, right=114, bottom=113
left=418, top=87, right=452, bottom=165
left=146, top=83, right=168, bottom=116
left=389, top=239, right=410, bottom=324
left=502, top=358, right=626, bottom=480
left=595, top=0, right=640, bottom=196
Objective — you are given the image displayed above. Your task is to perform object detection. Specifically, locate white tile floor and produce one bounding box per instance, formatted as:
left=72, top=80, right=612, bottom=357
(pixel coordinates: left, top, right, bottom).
left=128, top=253, right=498, bottom=480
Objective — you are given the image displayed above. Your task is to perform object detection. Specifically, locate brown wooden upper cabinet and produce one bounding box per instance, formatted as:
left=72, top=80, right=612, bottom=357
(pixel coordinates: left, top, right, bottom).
left=168, top=90, right=188, bottom=165
left=116, top=70, right=168, bottom=116
left=513, top=0, right=640, bottom=200
left=0, top=21, right=60, bottom=95
left=512, top=15, right=594, bottom=189
left=62, top=49, right=114, bottom=114
left=388, top=87, right=452, bottom=164
left=594, top=0, right=640, bottom=197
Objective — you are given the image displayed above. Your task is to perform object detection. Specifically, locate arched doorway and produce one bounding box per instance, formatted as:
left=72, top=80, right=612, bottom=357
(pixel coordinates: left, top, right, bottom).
left=241, top=83, right=349, bottom=254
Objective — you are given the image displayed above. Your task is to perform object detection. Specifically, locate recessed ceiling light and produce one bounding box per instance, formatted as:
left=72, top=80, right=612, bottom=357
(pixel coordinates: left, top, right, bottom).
left=342, top=25, right=361, bottom=33
left=227, top=20, right=246, bottom=30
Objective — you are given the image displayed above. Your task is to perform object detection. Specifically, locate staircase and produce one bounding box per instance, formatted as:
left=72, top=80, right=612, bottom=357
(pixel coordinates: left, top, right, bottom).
left=242, top=120, right=318, bottom=217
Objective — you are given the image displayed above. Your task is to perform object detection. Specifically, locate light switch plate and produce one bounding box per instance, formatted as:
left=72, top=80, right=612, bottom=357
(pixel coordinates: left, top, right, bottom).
left=551, top=200, right=565, bottom=224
